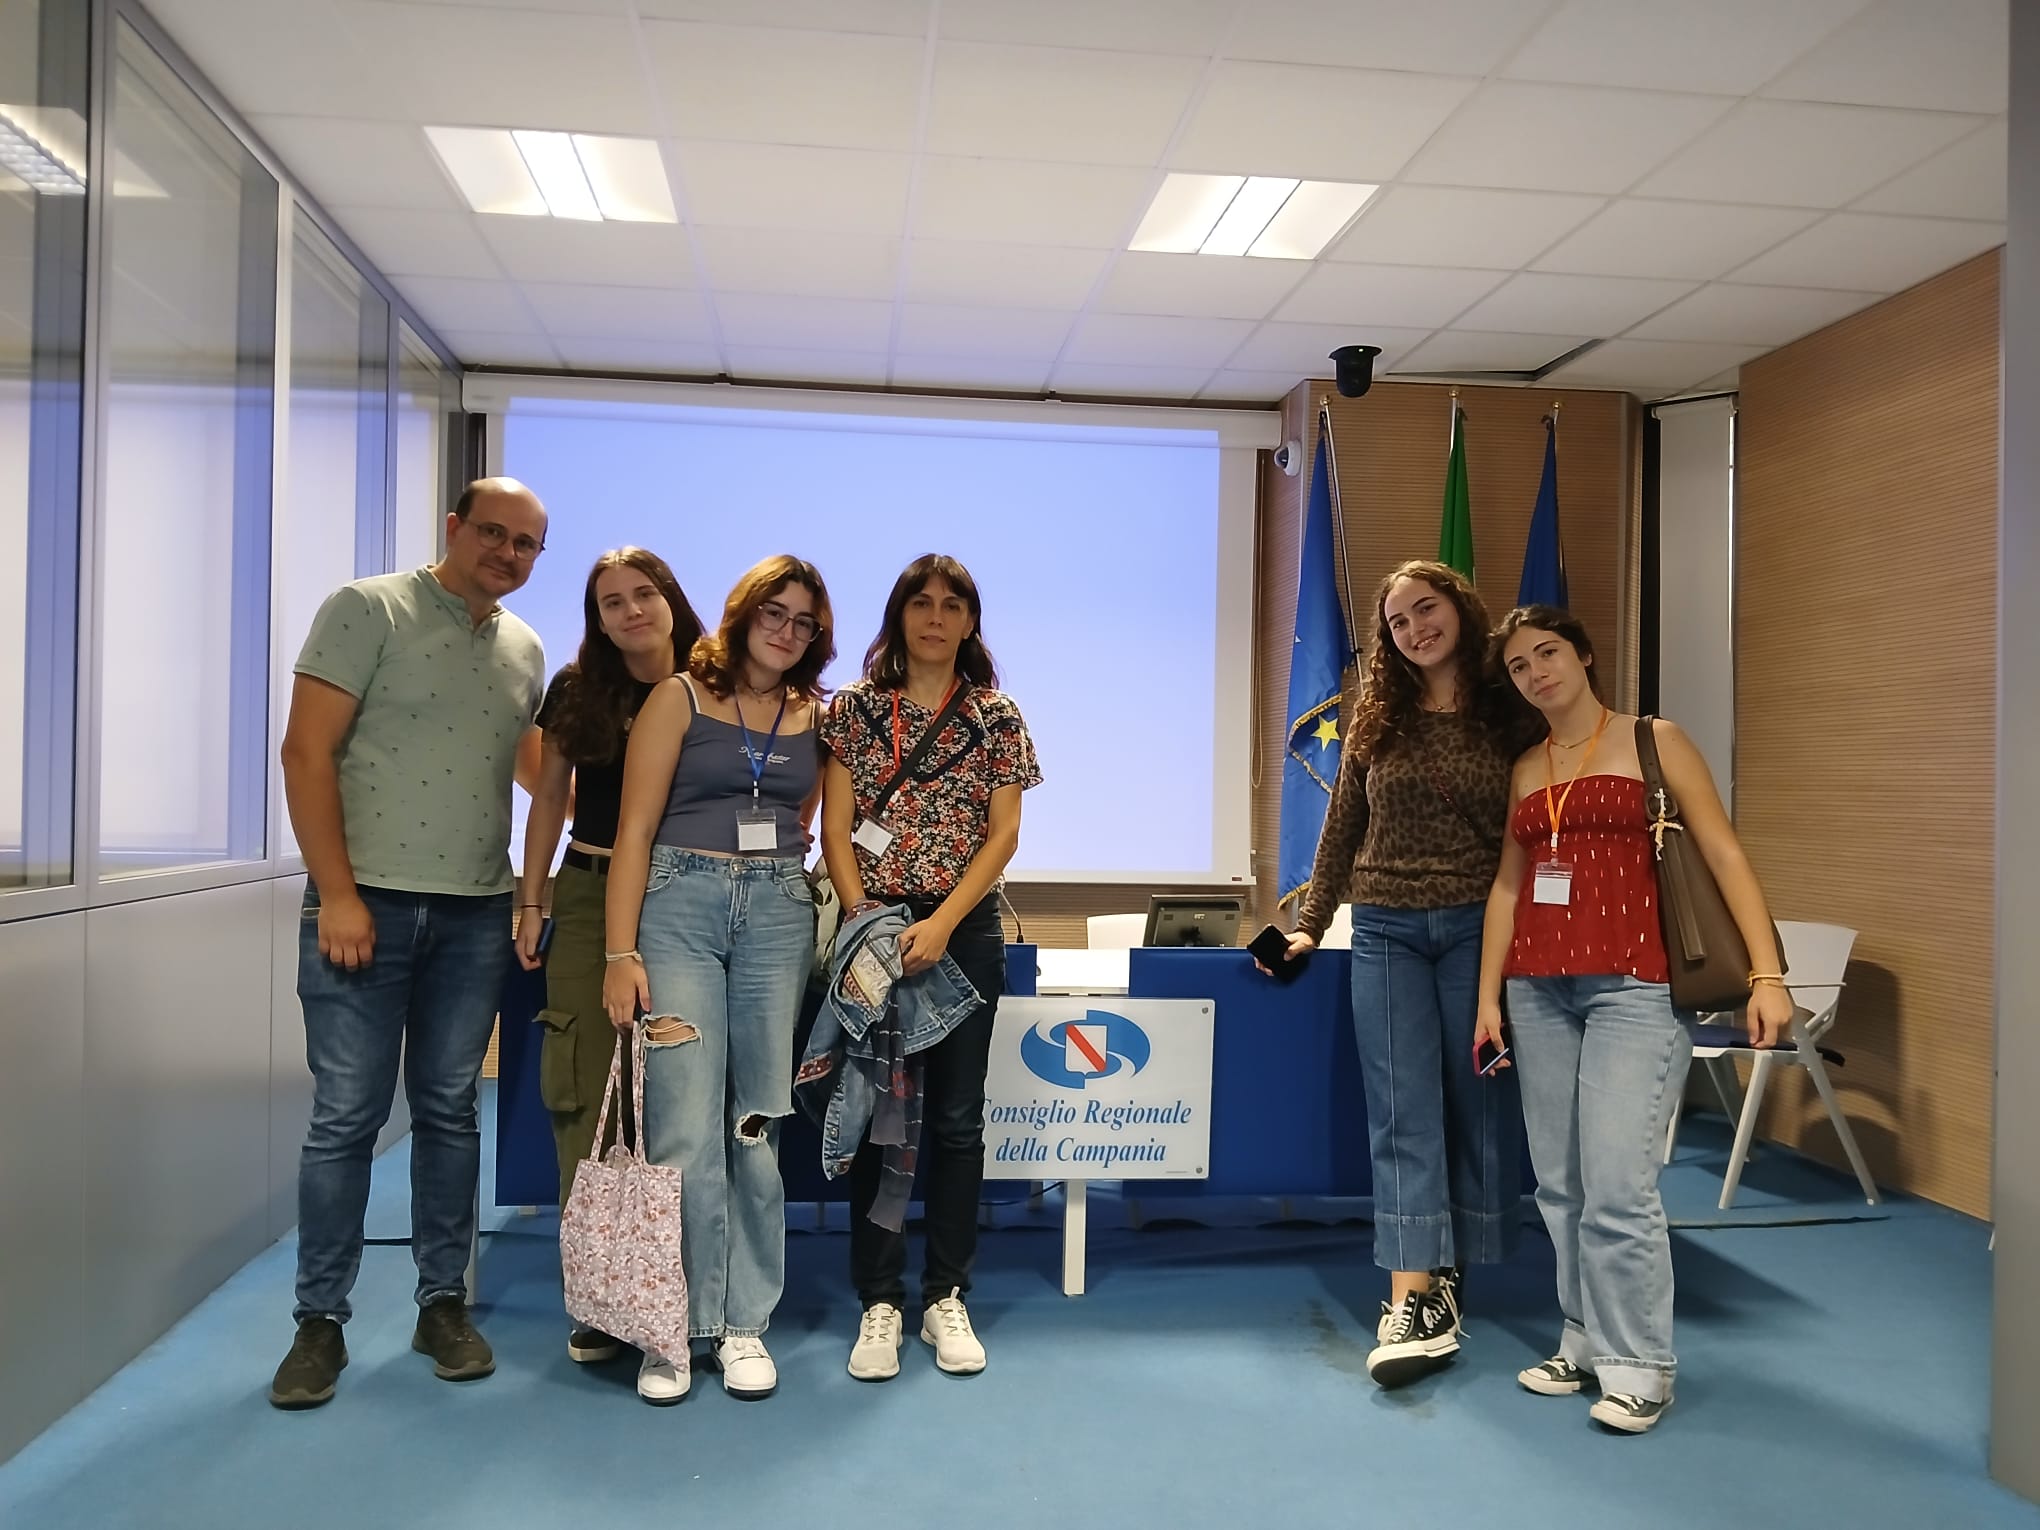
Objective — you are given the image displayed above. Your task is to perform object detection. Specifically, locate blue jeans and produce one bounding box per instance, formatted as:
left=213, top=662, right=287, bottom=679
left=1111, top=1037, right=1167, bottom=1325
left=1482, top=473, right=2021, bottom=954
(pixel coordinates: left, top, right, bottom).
left=1507, top=974, right=1695, bottom=1402
left=638, top=846, right=813, bottom=1340
left=295, top=885, right=511, bottom=1323
left=1350, top=902, right=1522, bottom=1271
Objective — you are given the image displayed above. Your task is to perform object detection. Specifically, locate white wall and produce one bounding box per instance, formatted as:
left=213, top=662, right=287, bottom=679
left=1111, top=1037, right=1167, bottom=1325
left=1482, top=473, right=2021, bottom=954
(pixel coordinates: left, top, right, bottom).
left=1655, top=397, right=1736, bottom=808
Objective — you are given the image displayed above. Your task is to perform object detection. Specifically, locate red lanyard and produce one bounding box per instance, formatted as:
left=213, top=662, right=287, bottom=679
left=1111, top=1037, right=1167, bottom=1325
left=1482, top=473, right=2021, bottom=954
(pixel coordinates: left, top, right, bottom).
left=892, top=679, right=960, bottom=773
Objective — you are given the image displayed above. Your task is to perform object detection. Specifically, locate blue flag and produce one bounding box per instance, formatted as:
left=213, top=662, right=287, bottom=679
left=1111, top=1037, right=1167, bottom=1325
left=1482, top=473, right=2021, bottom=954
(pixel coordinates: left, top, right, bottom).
left=1279, top=428, right=1351, bottom=908
left=1517, top=419, right=1568, bottom=607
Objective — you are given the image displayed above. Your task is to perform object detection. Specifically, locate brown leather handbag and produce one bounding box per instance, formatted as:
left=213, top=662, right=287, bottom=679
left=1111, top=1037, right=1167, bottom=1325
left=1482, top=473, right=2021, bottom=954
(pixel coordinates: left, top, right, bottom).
left=1634, top=717, right=1783, bottom=1013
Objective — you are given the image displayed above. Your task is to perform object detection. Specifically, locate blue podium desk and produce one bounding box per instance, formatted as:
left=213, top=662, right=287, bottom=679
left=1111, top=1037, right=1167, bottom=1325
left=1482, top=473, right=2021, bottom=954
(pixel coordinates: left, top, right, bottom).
left=493, top=943, right=1372, bottom=1207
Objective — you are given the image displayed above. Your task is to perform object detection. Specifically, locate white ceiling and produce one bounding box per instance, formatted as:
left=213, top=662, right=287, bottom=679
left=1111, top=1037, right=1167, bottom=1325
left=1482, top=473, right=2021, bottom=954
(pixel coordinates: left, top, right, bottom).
left=139, top=0, right=2010, bottom=402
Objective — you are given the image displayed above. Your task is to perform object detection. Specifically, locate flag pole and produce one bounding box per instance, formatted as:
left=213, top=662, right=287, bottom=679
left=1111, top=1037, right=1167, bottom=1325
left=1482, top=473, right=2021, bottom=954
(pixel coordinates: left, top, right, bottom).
left=1449, top=385, right=1460, bottom=446
left=1548, top=397, right=1561, bottom=438
left=1318, top=396, right=1359, bottom=664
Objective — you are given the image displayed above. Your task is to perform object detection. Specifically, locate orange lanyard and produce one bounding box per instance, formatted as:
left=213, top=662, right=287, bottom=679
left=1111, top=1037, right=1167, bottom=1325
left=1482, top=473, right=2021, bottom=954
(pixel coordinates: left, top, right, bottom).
left=892, top=679, right=960, bottom=773
left=1541, top=708, right=1611, bottom=856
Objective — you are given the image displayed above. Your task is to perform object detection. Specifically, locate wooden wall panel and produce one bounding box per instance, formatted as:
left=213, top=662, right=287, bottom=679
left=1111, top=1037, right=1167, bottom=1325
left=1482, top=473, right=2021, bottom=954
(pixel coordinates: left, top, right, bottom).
left=1735, top=251, right=2000, bottom=1216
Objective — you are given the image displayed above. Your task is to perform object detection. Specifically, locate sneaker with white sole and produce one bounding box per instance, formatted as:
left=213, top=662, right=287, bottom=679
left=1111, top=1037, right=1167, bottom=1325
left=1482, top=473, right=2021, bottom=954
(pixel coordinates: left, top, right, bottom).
left=848, top=1303, right=903, bottom=1381
left=1518, top=1355, right=1595, bottom=1396
left=566, top=1325, right=621, bottom=1364
left=920, top=1289, right=986, bottom=1375
left=1366, top=1289, right=1459, bottom=1387
left=715, top=1335, right=777, bottom=1399
left=636, top=1352, right=690, bottom=1405
left=1591, top=1392, right=1671, bottom=1433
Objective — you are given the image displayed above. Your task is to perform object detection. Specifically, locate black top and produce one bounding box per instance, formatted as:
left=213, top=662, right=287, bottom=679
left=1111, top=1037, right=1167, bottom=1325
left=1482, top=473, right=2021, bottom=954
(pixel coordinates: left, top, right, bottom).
left=536, top=669, right=658, bottom=850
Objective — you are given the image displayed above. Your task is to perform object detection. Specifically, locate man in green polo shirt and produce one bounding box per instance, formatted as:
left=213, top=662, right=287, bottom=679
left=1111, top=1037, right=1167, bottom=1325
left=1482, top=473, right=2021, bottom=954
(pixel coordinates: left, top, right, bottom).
left=269, top=478, right=549, bottom=1410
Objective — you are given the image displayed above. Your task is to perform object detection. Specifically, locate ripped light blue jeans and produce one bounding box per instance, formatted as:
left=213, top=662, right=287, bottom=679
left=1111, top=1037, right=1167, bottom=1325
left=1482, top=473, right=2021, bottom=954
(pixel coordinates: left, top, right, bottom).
left=637, top=846, right=813, bottom=1340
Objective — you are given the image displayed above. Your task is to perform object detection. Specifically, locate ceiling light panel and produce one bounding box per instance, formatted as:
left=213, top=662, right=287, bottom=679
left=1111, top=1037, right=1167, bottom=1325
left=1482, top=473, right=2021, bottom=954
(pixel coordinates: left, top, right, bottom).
left=1129, top=172, right=1244, bottom=253
left=1248, top=179, right=1377, bottom=259
left=426, top=125, right=548, bottom=216
left=1200, top=176, right=1299, bottom=257
left=426, top=127, right=676, bottom=224
left=1131, top=172, right=1376, bottom=259
left=513, top=130, right=602, bottom=221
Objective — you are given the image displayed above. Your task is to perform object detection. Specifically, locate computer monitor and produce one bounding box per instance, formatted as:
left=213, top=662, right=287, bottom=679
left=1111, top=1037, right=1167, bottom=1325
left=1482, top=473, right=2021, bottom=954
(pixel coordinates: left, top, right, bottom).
left=1142, top=894, right=1244, bottom=948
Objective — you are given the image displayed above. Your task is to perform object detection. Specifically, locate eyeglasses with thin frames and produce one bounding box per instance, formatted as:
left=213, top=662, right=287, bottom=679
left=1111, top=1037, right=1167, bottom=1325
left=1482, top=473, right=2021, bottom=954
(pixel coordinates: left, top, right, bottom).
left=467, top=519, right=545, bottom=560
left=757, top=601, right=822, bottom=644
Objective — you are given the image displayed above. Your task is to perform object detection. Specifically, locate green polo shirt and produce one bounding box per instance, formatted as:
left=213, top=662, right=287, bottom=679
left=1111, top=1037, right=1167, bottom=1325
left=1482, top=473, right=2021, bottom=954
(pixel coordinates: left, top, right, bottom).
left=295, top=567, right=546, bottom=896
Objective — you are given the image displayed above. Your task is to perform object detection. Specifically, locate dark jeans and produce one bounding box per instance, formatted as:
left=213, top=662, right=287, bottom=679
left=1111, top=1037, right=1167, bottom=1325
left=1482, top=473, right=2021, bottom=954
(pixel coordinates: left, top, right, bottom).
left=849, top=891, right=1006, bottom=1310
left=295, top=884, right=511, bottom=1323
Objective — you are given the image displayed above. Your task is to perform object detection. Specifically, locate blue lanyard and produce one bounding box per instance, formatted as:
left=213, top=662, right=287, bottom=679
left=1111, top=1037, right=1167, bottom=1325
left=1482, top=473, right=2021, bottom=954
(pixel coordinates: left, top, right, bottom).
left=737, top=692, right=788, bottom=804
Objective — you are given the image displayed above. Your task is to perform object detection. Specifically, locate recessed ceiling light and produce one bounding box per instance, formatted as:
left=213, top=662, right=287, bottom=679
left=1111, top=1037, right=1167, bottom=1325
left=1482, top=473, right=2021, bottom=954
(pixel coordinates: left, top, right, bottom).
left=1129, top=172, right=1378, bottom=259
left=425, top=126, right=677, bottom=224
left=0, top=104, right=85, bottom=195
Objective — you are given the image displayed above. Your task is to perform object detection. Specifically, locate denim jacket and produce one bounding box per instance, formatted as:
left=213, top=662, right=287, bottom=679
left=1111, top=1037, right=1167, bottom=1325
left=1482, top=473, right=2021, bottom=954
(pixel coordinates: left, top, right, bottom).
left=794, top=902, right=982, bottom=1183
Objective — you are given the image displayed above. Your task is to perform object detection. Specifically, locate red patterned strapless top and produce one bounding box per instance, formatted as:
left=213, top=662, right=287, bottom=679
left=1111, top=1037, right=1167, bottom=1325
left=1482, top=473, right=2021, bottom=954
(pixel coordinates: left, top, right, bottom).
left=1504, top=774, right=1670, bottom=982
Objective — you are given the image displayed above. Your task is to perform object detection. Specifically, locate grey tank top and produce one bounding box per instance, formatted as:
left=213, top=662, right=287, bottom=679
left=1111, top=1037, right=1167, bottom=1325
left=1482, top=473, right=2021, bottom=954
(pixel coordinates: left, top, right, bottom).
left=655, top=676, right=819, bottom=856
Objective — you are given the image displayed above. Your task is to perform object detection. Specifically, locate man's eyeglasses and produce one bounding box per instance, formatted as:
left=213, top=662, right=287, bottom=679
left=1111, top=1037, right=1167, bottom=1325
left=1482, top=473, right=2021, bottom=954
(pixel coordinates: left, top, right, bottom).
left=757, top=601, right=822, bottom=644
left=468, top=520, right=545, bottom=560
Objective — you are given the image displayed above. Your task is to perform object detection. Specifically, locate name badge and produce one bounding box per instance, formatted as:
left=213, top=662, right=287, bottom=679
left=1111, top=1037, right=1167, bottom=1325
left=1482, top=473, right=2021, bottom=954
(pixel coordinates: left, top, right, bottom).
left=736, top=805, right=778, bottom=853
left=1533, top=861, right=1573, bottom=906
left=852, top=817, right=894, bottom=857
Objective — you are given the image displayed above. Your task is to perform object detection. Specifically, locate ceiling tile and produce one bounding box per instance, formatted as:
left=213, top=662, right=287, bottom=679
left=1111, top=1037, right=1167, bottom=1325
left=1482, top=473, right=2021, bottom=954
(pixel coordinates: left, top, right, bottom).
left=390, top=275, right=532, bottom=332
left=1169, top=62, right=1477, bottom=181
left=1093, top=253, right=1311, bottom=321
left=1229, top=0, right=1552, bottom=74
left=1399, top=82, right=1733, bottom=194
left=377, top=0, right=632, bottom=12
left=1392, top=331, right=1594, bottom=374
left=1544, top=337, right=1770, bottom=394
left=927, top=44, right=1200, bottom=166
left=1457, top=272, right=1697, bottom=333
left=676, top=143, right=913, bottom=235
left=1275, top=264, right=1507, bottom=327
left=691, top=228, right=899, bottom=300
left=1855, top=122, right=2008, bottom=220
left=714, top=293, right=896, bottom=351
left=1226, top=322, right=1433, bottom=375
left=901, top=241, right=1111, bottom=307
left=893, top=303, right=1075, bottom=361
left=145, top=0, right=388, bottom=118
left=1727, top=212, right=2003, bottom=290
left=723, top=345, right=890, bottom=384
left=1330, top=187, right=1605, bottom=270
left=938, top=0, right=1234, bottom=54
left=1533, top=200, right=1821, bottom=279
left=478, top=220, right=694, bottom=287
left=433, top=329, right=563, bottom=367
left=634, top=0, right=930, bottom=34
left=642, top=23, right=925, bottom=153
left=912, top=158, right=1151, bottom=247
left=339, top=2, right=659, bottom=134
left=1626, top=282, right=1878, bottom=344
left=250, top=116, right=461, bottom=212
left=887, top=355, right=1055, bottom=392
left=550, top=337, right=723, bottom=373
left=1504, top=0, right=1872, bottom=94
left=1200, top=370, right=1306, bottom=402
left=1050, top=361, right=1218, bottom=398
left=1762, top=0, right=2008, bottom=113
left=330, top=208, right=499, bottom=279
left=1063, top=314, right=1256, bottom=369
left=524, top=283, right=715, bottom=341
left=1636, top=100, right=1983, bottom=207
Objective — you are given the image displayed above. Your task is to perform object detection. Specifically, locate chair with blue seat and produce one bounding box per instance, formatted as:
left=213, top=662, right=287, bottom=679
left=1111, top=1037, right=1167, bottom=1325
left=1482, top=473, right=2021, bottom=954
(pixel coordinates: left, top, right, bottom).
left=1663, top=919, right=1881, bottom=1210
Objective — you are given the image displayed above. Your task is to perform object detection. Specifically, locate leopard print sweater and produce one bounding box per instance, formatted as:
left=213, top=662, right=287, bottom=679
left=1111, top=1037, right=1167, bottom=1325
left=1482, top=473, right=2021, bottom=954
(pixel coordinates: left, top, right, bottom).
left=1295, top=711, right=1511, bottom=936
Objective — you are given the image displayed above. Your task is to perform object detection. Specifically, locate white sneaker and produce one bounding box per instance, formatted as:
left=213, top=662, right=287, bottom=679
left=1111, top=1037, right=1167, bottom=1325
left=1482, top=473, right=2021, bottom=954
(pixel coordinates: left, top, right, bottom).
left=715, top=1335, right=777, bottom=1400
left=848, top=1303, right=903, bottom=1381
left=920, top=1289, right=986, bottom=1375
left=636, top=1352, right=690, bottom=1405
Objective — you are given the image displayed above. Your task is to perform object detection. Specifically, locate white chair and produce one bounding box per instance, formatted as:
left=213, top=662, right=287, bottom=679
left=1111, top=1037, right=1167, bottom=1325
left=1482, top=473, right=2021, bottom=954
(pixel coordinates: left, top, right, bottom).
left=1085, top=912, right=1146, bottom=950
left=1663, top=920, right=1881, bottom=1210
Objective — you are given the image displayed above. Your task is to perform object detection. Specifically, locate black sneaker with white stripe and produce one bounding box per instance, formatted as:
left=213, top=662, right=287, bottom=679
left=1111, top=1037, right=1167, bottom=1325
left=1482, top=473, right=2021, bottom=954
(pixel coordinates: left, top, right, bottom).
left=1366, top=1288, right=1460, bottom=1387
left=1591, top=1392, right=1672, bottom=1433
left=1518, top=1355, right=1594, bottom=1395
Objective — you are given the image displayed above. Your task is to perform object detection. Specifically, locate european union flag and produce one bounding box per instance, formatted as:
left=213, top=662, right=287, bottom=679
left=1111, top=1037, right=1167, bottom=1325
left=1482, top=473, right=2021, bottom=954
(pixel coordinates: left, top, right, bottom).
left=1279, top=427, right=1351, bottom=908
left=1517, top=417, right=1568, bottom=607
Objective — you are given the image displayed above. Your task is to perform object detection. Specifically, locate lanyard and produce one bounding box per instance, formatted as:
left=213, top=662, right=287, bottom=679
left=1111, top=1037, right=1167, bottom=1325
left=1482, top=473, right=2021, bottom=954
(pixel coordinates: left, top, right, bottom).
left=892, top=678, right=960, bottom=774
left=737, top=691, right=788, bottom=804
left=1541, top=707, right=1611, bottom=856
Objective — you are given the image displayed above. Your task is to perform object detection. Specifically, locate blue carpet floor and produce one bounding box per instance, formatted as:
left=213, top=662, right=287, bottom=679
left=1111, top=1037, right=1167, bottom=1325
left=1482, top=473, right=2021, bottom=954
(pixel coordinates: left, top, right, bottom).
left=3, top=1099, right=2034, bottom=1530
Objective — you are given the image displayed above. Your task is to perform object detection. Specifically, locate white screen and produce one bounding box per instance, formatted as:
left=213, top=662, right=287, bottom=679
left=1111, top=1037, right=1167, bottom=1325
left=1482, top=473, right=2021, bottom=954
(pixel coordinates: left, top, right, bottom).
left=490, top=387, right=1261, bottom=883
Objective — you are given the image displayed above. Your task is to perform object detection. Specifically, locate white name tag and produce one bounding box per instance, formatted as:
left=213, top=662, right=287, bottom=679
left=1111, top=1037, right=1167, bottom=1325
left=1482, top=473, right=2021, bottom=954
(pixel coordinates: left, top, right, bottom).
left=852, top=817, right=894, bottom=857
left=1533, top=862, right=1574, bottom=906
left=736, top=806, right=778, bottom=853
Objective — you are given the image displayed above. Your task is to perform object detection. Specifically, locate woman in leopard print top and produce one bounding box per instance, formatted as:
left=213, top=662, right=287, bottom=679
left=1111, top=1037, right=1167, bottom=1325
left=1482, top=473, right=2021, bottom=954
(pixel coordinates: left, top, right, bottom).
left=1275, top=559, right=1528, bottom=1389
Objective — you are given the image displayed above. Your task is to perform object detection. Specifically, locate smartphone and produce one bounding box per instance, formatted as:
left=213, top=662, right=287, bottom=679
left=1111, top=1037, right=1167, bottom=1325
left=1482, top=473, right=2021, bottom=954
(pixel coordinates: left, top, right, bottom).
left=1473, top=1032, right=1512, bottom=1076
left=535, top=917, right=556, bottom=957
left=1247, top=923, right=1309, bottom=983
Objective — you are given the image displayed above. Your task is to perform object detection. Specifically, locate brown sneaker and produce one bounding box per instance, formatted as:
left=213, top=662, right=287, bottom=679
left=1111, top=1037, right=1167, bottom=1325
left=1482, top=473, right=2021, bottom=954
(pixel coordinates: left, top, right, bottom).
left=270, top=1317, right=348, bottom=1409
left=412, top=1297, right=495, bottom=1381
